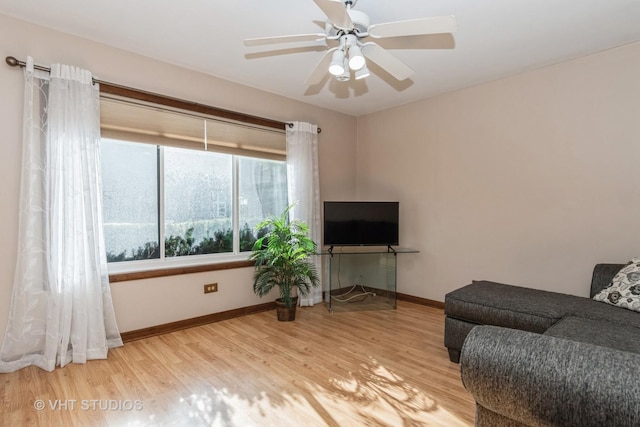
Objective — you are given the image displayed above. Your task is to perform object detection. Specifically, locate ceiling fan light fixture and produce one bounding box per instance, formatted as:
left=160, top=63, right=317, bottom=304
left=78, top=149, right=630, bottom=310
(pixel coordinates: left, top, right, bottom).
left=328, top=49, right=346, bottom=76
left=348, top=44, right=365, bottom=70
left=355, top=64, right=370, bottom=80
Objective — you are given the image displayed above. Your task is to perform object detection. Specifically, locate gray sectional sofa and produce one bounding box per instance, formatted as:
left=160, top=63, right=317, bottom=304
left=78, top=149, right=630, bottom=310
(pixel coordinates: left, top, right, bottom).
left=444, top=263, right=640, bottom=426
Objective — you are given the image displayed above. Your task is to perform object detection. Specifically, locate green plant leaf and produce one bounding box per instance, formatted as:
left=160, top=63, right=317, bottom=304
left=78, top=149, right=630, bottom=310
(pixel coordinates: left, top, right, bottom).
left=250, top=203, right=319, bottom=309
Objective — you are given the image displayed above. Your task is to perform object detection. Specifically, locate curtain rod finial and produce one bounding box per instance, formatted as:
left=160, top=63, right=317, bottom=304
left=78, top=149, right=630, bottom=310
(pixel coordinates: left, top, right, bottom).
left=6, top=56, right=19, bottom=67
left=286, top=122, right=322, bottom=133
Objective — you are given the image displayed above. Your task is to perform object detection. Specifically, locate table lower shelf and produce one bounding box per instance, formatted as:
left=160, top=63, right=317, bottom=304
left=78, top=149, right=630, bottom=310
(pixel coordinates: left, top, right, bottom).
left=326, top=286, right=396, bottom=313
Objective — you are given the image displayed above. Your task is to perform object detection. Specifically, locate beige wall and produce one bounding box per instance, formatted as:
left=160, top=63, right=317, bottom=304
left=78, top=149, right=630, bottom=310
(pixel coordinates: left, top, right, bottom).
left=357, top=41, right=640, bottom=301
left=0, top=14, right=357, bottom=340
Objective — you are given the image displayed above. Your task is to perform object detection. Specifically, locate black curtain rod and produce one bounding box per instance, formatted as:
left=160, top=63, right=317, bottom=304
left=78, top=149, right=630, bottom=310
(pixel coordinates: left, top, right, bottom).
left=5, top=56, right=321, bottom=134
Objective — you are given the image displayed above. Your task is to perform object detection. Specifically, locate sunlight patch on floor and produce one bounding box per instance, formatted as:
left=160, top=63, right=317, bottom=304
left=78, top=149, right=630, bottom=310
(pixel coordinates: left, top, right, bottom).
left=172, top=387, right=328, bottom=426
left=305, top=382, right=469, bottom=426
left=305, top=357, right=471, bottom=427
left=149, top=358, right=472, bottom=426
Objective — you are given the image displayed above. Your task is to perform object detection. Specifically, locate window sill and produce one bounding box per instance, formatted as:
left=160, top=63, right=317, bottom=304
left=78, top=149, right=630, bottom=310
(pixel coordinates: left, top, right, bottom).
left=108, top=259, right=255, bottom=283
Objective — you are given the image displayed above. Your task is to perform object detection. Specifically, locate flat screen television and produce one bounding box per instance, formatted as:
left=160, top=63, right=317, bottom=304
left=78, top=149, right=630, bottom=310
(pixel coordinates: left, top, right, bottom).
left=323, top=201, right=399, bottom=247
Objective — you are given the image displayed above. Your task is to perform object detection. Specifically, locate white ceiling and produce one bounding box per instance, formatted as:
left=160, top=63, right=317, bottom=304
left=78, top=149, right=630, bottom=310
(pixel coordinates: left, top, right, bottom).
left=2, top=0, right=640, bottom=117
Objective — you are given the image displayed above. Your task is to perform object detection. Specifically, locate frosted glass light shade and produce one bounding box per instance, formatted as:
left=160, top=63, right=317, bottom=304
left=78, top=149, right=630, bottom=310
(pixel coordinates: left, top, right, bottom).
left=348, top=45, right=365, bottom=70
left=329, top=50, right=346, bottom=76
left=355, top=64, right=370, bottom=80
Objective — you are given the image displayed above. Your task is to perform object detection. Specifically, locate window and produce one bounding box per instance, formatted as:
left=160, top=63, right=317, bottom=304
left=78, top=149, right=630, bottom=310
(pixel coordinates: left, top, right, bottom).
left=102, top=139, right=160, bottom=262
left=238, top=156, right=289, bottom=251
left=163, top=147, right=233, bottom=256
left=100, top=94, right=288, bottom=267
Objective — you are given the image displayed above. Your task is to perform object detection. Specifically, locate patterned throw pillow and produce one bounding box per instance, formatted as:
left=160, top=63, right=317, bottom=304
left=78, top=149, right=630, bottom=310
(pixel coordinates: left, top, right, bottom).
left=593, top=258, right=640, bottom=312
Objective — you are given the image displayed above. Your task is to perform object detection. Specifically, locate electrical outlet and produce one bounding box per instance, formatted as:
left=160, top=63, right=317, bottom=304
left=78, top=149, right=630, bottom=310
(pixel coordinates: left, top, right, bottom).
left=204, top=283, right=218, bottom=294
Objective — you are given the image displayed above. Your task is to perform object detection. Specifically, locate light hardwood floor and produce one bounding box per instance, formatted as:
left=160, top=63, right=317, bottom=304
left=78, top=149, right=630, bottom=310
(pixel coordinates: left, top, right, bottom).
left=1, top=301, right=475, bottom=426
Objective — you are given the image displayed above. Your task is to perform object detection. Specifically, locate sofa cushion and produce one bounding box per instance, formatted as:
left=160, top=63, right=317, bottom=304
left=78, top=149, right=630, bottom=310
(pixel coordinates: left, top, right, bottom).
left=593, top=258, right=640, bottom=312
left=544, top=316, right=640, bottom=354
left=444, top=281, right=584, bottom=333
left=568, top=296, right=640, bottom=328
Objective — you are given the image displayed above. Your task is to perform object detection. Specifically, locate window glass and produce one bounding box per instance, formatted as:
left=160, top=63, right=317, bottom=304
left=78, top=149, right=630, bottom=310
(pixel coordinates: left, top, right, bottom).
left=238, top=157, right=289, bottom=251
left=101, top=140, right=287, bottom=264
left=164, top=147, right=233, bottom=256
left=101, top=139, right=159, bottom=262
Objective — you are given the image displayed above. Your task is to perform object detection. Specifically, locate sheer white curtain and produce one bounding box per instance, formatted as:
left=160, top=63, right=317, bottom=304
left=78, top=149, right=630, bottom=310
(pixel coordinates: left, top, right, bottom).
left=286, top=122, right=322, bottom=306
left=0, top=58, right=122, bottom=373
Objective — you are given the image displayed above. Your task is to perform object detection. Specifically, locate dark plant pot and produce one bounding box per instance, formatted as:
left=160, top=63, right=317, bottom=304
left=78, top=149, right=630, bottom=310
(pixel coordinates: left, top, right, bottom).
left=275, top=297, right=298, bottom=321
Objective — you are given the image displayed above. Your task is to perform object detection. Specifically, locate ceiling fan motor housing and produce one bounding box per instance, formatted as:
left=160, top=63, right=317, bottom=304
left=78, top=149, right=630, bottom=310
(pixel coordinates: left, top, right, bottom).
left=346, top=9, right=370, bottom=35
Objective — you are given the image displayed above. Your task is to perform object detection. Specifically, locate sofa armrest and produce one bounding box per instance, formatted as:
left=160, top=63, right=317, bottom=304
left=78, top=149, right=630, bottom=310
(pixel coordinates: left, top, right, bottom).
left=461, top=326, right=640, bottom=427
left=590, top=263, right=624, bottom=297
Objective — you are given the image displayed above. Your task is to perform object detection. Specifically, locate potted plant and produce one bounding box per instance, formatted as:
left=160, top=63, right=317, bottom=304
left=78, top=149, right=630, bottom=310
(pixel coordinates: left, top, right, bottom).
left=250, top=204, right=320, bottom=321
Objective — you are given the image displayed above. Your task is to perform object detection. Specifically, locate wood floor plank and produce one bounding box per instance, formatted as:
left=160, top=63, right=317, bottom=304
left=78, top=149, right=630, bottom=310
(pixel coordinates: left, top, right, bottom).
left=0, top=301, right=474, bottom=426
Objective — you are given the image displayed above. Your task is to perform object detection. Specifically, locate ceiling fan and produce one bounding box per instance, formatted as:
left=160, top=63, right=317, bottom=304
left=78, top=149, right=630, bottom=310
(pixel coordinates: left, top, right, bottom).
left=244, top=0, right=457, bottom=84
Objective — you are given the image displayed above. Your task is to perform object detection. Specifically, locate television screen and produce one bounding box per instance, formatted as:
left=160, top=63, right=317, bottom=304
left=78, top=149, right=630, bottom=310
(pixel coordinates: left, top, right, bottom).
left=323, top=201, right=399, bottom=246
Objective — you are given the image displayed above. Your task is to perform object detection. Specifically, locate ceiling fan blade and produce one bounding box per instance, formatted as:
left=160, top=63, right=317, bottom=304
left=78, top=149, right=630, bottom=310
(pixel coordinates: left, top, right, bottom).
left=313, top=0, right=353, bottom=30
left=244, top=33, right=327, bottom=46
left=361, top=42, right=414, bottom=81
left=368, top=15, right=457, bottom=38
left=305, top=47, right=338, bottom=85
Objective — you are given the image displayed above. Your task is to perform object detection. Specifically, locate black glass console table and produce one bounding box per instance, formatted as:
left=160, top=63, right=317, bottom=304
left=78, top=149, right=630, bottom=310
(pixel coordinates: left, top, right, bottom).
left=320, top=246, right=419, bottom=313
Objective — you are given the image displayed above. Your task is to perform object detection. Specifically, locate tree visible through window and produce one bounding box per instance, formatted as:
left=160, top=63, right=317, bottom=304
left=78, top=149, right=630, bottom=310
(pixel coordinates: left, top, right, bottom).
left=101, top=138, right=288, bottom=263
